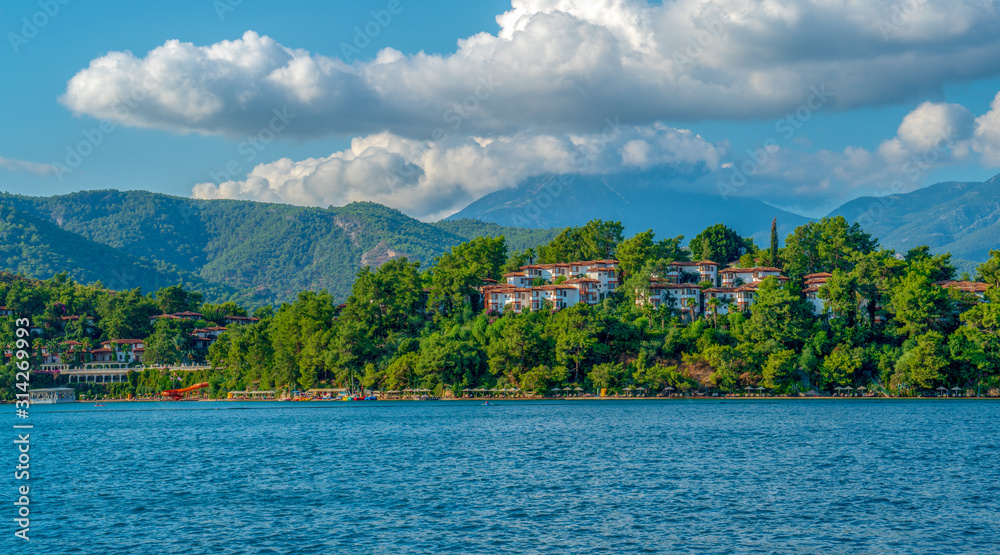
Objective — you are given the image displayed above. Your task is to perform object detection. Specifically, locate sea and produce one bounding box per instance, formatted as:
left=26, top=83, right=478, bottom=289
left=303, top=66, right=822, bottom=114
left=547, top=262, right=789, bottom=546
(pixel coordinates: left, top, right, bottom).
left=3, top=399, right=999, bottom=554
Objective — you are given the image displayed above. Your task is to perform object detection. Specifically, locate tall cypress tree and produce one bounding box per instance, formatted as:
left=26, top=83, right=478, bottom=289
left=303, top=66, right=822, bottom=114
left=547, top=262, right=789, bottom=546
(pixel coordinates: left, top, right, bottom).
left=769, top=218, right=779, bottom=266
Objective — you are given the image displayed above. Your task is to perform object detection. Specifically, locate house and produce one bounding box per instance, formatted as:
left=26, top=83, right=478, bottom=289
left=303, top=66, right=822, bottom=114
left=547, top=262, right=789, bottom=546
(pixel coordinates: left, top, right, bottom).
left=150, top=313, right=183, bottom=325
left=0, top=306, right=14, bottom=317
left=224, top=315, right=260, bottom=325
left=802, top=273, right=833, bottom=315
left=503, top=272, right=532, bottom=288
left=191, top=327, right=227, bottom=349
left=563, top=278, right=600, bottom=305
left=935, top=280, right=991, bottom=301
left=641, top=282, right=703, bottom=316
left=99, top=339, right=145, bottom=364
left=720, top=267, right=785, bottom=287
left=173, top=311, right=204, bottom=320
left=659, top=261, right=720, bottom=285
left=584, top=266, right=619, bottom=298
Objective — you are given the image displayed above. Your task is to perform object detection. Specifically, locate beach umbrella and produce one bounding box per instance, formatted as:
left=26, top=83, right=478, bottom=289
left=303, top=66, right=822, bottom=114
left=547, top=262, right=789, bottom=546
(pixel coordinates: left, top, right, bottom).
left=563, top=387, right=573, bottom=391
left=936, top=386, right=948, bottom=392
left=951, top=387, right=962, bottom=396
left=574, top=387, right=583, bottom=391
left=664, top=386, right=675, bottom=391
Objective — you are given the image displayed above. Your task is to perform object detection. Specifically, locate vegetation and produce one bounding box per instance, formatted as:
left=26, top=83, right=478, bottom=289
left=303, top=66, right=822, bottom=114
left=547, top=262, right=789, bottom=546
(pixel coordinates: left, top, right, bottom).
left=3, top=216, right=1000, bottom=401
left=0, top=191, right=559, bottom=307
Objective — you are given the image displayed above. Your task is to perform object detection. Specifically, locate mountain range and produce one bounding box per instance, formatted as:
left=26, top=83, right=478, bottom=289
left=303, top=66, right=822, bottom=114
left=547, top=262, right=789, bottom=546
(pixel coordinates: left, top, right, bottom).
left=447, top=171, right=810, bottom=245
left=829, top=172, right=1000, bottom=270
left=2, top=169, right=998, bottom=305
left=0, top=191, right=559, bottom=306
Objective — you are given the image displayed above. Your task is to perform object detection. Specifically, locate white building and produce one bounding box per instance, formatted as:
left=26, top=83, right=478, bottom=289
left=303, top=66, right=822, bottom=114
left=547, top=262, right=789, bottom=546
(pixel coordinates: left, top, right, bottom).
left=802, top=272, right=833, bottom=315
left=720, top=267, right=785, bottom=287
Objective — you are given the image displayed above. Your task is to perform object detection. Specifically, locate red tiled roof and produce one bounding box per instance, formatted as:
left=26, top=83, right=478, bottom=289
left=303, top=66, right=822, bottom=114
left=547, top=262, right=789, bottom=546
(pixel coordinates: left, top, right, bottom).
left=720, top=267, right=783, bottom=274
left=935, top=280, right=991, bottom=293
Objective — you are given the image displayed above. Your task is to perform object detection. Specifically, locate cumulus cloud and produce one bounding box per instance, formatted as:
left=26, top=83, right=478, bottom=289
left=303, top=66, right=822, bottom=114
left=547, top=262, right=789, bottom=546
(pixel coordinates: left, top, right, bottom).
left=972, top=92, right=1000, bottom=166
left=192, top=123, right=725, bottom=220
left=62, top=1, right=1000, bottom=138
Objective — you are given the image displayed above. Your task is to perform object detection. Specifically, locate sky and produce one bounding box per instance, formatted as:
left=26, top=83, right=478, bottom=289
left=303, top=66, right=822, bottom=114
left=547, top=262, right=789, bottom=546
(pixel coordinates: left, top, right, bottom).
left=3, top=0, right=1000, bottom=221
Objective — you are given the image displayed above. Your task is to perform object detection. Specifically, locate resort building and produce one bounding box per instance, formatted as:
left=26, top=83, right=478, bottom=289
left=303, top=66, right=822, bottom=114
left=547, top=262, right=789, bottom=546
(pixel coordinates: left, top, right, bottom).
left=0, top=306, right=14, bottom=317
left=482, top=259, right=620, bottom=314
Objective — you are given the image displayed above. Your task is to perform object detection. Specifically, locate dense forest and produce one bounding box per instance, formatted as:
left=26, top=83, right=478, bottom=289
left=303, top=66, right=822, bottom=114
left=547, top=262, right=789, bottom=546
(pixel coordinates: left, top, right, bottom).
left=3, top=216, right=1000, bottom=401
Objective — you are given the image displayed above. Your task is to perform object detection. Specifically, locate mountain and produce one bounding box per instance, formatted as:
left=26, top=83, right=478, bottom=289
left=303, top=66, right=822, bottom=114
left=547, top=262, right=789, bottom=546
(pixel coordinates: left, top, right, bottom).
left=430, top=219, right=562, bottom=252
left=0, top=203, right=236, bottom=299
left=446, top=171, right=810, bottom=245
left=828, top=172, right=1000, bottom=269
left=0, top=191, right=558, bottom=306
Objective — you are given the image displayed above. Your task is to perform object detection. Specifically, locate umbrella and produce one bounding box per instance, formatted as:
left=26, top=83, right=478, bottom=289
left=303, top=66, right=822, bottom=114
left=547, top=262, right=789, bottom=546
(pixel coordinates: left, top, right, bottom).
left=664, top=386, right=675, bottom=391
left=562, top=387, right=573, bottom=391
left=551, top=387, right=562, bottom=392
left=936, top=386, right=948, bottom=391
left=574, top=387, right=583, bottom=391
left=951, top=387, right=962, bottom=391
left=856, top=386, right=867, bottom=391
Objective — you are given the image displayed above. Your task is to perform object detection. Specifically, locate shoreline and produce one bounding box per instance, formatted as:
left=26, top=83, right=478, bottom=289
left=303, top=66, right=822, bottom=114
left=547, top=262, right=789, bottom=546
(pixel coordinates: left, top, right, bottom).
left=11, top=395, right=999, bottom=404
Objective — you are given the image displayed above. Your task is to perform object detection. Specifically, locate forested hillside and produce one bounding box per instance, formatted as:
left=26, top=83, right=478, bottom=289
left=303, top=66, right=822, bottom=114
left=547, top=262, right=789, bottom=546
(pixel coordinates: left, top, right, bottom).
left=4, top=216, right=1000, bottom=402
left=0, top=191, right=558, bottom=305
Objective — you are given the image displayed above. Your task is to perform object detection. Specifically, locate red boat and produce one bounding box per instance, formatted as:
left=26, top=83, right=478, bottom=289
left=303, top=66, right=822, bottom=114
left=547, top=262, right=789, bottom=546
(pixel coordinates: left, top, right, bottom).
left=160, top=382, right=210, bottom=400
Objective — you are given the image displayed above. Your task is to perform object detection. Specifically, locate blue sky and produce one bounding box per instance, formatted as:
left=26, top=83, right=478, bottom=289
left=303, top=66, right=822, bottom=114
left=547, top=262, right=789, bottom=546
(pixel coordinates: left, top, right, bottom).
left=3, top=0, right=1000, bottom=220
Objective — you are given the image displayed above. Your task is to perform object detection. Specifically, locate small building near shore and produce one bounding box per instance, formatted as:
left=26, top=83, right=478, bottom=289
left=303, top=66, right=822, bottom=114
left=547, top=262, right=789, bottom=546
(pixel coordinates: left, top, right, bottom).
left=29, top=387, right=76, bottom=404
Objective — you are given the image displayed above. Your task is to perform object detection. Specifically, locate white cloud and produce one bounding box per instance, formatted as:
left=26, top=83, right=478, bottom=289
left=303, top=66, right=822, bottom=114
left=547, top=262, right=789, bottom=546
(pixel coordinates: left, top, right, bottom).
left=62, top=1, right=1000, bottom=139
left=0, top=156, right=58, bottom=176
left=972, top=92, right=1000, bottom=166
left=192, top=123, right=725, bottom=220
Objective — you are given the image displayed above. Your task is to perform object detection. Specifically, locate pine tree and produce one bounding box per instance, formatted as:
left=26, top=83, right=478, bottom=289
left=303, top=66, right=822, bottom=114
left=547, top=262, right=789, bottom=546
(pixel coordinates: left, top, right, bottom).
left=769, top=218, right=779, bottom=267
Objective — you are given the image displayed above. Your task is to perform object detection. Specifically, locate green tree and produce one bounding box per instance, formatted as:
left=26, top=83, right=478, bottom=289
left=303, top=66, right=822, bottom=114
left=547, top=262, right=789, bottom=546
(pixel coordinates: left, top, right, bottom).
left=782, top=216, right=877, bottom=277
left=688, top=224, right=754, bottom=264
left=537, top=220, right=624, bottom=263
left=154, top=284, right=204, bottom=314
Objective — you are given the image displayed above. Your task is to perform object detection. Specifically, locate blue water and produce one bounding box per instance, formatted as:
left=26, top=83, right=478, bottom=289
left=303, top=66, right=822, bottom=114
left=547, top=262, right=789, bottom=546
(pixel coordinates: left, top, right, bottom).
left=3, top=399, right=999, bottom=554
